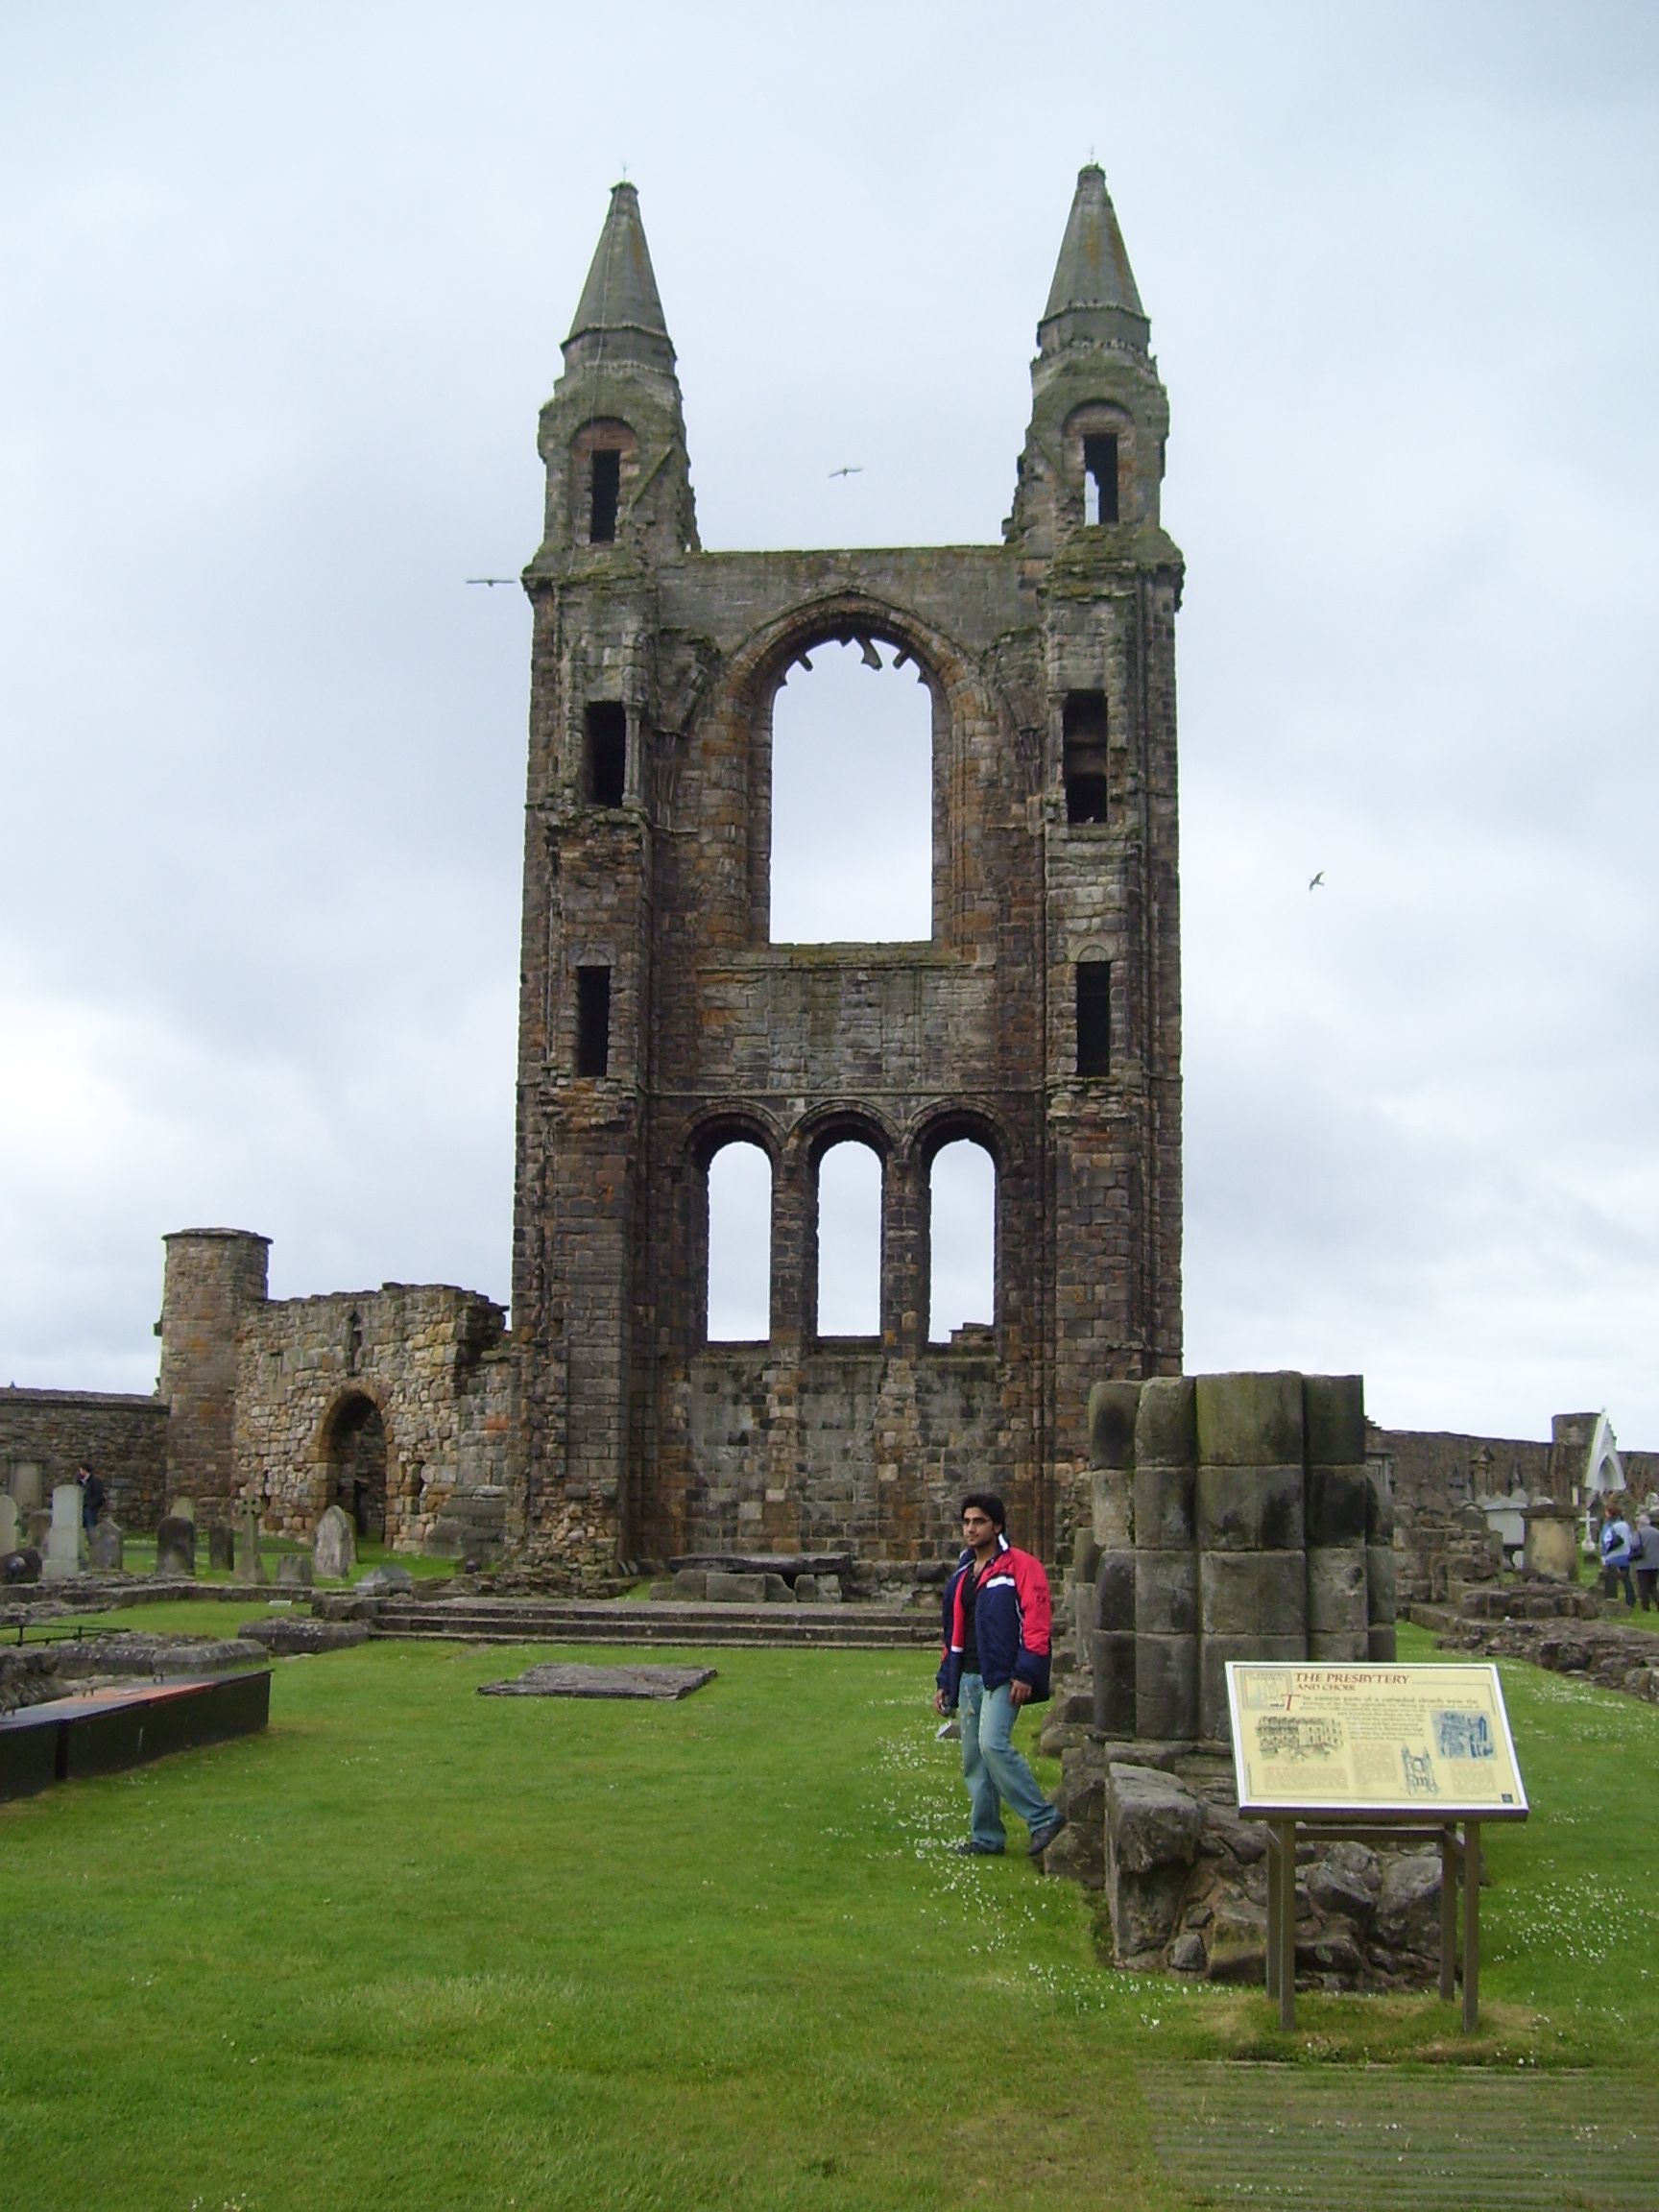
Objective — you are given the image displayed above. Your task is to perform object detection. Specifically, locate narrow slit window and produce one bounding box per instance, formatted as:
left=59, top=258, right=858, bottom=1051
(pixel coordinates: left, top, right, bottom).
left=1076, top=959, right=1111, bottom=1077
left=1063, top=691, right=1110, bottom=825
left=589, top=449, right=621, bottom=543
left=576, top=965, right=611, bottom=1077
left=1083, top=433, right=1118, bottom=525
left=585, top=702, right=627, bottom=806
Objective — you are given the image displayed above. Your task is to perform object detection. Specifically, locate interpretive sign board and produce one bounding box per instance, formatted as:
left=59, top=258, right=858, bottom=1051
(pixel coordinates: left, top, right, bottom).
left=1227, top=1661, right=1527, bottom=1820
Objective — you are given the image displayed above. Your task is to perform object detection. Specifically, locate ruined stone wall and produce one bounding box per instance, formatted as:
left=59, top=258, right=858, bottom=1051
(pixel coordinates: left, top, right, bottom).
left=1369, top=1424, right=1552, bottom=1521
left=511, top=174, right=1185, bottom=1576
left=682, top=1345, right=1004, bottom=1560
left=231, top=1283, right=509, bottom=1551
left=0, top=1387, right=170, bottom=1527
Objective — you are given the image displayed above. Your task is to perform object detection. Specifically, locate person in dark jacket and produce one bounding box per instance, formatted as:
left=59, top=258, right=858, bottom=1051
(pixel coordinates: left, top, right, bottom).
left=1634, top=1513, right=1659, bottom=1612
left=77, top=1464, right=106, bottom=1532
left=933, top=1492, right=1066, bottom=1858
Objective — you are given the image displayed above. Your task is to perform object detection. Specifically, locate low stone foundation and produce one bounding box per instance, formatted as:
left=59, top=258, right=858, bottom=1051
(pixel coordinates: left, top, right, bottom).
left=0, top=1631, right=268, bottom=1715
left=1046, top=1743, right=1447, bottom=1988
left=1455, top=1579, right=1600, bottom=1622
left=1435, top=1614, right=1659, bottom=1702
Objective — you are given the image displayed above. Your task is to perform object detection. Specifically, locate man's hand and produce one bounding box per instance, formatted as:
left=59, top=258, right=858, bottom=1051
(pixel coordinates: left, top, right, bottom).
left=934, top=1687, right=950, bottom=1716
left=1009, top=1679, right=1032, bottom=1708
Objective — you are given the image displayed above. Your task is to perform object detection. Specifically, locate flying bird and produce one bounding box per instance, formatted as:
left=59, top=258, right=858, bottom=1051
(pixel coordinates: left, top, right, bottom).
left=466, top=577, right=517, bottom=588
left=828, top=466, right=864, bottom=478
left=1308, top=871, right=1325, bottom=890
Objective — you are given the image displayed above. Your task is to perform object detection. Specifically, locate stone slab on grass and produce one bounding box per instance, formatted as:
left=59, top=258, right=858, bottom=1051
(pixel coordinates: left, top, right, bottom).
left=238, top=1618, right=372, bottom=1655
left=478, top=1662, right=717, bottom=1700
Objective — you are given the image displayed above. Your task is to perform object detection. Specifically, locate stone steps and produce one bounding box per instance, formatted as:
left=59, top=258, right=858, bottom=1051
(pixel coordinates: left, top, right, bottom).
left=365, top=1598, right=938, bottom=1651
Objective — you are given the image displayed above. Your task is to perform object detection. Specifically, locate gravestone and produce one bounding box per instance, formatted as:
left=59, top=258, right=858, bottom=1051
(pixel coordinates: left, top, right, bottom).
left=206, top=1523, right=236, bottom=1572
left=235, top=1508, right=265, bottom=1585
left=24, top=1507, right=51, bottom=1549
left=87, top=1518, right=125, bottom=1573
left=1523, top=1507, right=1579, bottom=1583
left=355, top=1562, right=414, bottom=1596
left=168, top=1496, right=197, bottom=1524
left=42, top=1483, right=85, bottom=1581
left=312, top=1503, right=356, bottom=1581
left=275, top=1553, right=314, bottom=1588
left=10, top=1462, right=43, bottom=1511
left=155, top=1514, right=197, bottom=1577
left=3, top=1547, right=42, bottom=1583
left=0, top=1495, right=16, bottom=1555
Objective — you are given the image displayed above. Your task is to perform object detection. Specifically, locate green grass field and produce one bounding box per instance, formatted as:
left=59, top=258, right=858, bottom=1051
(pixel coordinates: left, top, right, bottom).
left=107, top=1537, right=457, bottom=1587
left=2, top=1620, right=1656, bottom=2211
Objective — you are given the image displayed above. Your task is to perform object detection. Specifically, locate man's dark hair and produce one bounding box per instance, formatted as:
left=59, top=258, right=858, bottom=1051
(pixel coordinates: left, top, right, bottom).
left=959, top=1491, right=1006, bottom=1532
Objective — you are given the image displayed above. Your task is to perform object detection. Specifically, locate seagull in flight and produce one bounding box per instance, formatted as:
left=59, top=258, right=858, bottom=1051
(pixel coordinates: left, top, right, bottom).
left=1308, top=870, right=1325, bottom=890
left=828, top=465, right=864, bottom=478
left=467, top=577, right=517, bottom=588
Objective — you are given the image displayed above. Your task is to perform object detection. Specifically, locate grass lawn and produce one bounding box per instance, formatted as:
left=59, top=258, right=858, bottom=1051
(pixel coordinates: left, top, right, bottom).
left=2, top=1619, right=1656, bottom=2211
left=110, top=1538, right=456, bottom=1588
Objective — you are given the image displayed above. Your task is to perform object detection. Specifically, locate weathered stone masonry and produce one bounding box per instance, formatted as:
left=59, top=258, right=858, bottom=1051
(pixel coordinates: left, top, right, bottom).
left=511, top=169, right=1185, bottom=1571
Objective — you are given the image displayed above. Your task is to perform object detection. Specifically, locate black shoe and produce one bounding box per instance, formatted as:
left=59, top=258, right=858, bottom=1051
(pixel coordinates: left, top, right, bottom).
left=953, top=1839, right=1004, bottom=1856
left=1027, top=1811, right=1068, bottom=1857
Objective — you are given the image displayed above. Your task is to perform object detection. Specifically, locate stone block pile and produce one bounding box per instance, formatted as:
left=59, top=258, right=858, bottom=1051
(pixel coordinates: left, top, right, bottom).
left=1071, top=1371, right=1395, bottom=1749
left=1046, top=1754, right=1448, bottom=1985
left=1437, top=1614, right=1659, bottom=1703
left=1039, top=1368, right=1438, bottom=1990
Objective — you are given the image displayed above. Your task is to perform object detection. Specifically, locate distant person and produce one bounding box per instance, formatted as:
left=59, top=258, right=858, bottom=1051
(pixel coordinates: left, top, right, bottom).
left=933, top=1492, right=1066, bottom=1859
left=1635, top=1514, right=1659, bottom=1613
left=1599, top=1506, right=1637, bottom=1609
left=77, top=1463, right=106, bottom=1532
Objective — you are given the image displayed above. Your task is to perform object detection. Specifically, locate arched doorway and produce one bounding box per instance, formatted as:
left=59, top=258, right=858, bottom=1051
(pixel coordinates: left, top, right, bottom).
left=326, top=1394, right=387, bottom=1541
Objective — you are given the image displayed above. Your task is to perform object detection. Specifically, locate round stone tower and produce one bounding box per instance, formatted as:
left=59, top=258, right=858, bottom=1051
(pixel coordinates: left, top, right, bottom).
left=158, top=1228, right=270, bottom=1514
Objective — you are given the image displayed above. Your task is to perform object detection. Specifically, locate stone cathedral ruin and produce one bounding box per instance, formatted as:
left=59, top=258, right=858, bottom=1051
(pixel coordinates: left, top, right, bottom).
left=6, top=172, right=1629, bottom=1638
left=511, top=168, right=1181, bottom=1574
left=5, top=166, right=1186, bottom=1579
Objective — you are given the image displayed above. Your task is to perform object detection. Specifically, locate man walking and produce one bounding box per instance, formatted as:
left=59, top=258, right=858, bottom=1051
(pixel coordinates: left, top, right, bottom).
left=934, top=1493, right=1066, bottom=1859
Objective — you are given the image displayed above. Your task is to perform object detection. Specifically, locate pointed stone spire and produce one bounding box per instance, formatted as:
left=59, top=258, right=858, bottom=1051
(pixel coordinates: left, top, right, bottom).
left=1037, top=164, right=1149, bottom=357
left=564, top=180, right=676, bottom=374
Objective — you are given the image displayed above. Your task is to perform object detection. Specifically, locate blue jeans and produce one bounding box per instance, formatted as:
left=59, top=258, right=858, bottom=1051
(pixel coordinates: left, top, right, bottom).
left=959, top=1673, right=1052, bottom=1851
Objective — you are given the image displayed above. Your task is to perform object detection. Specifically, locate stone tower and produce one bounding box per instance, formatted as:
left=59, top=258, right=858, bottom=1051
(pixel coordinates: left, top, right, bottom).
left=511, top=167, right=1183, bottom=1571
left=157, top=1227, right=271, bottom=1512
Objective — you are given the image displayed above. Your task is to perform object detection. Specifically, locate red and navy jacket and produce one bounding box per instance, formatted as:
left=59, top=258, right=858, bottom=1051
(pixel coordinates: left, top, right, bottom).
left=936, top=1535, right=1053, bottom=1709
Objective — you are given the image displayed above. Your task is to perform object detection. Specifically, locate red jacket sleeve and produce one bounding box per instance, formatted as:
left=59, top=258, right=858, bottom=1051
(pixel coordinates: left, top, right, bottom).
left=1013, top=1549, right=1052, bottom=1669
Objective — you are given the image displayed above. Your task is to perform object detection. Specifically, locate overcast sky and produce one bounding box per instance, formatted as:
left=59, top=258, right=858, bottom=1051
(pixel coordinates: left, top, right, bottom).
left=4, top=1, right=1657, bottom=1449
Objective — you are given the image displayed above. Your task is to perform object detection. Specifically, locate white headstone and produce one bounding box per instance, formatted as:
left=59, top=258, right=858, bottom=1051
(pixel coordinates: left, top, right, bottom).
left=11, top=1461, right=43, bottom=1511
left=42, top=1482, right=85, bottom=1580
left=313, top=1503, right=357, bottom=1581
